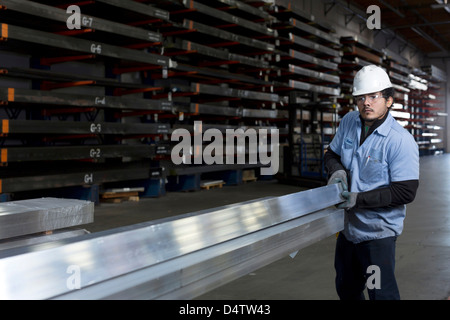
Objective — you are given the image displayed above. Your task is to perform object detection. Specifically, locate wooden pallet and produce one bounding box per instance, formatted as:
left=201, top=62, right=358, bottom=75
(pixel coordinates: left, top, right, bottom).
left=242, top=169, right=257, bottom=183
left=200, top=180, right=225, bottom=190
left=100, top=190, right=140, bottom=203
left=243, top=176, right=258, bottom=183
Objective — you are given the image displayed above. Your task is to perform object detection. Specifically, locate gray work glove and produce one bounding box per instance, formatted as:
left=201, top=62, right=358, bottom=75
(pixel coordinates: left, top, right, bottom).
left=337, top=191, right=358, bottom=210
left=327, top=169, right=348, bottom=192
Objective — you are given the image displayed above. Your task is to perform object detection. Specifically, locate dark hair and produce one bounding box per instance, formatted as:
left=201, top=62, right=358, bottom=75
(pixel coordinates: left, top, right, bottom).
left=381, top=87, right=395, bottom=100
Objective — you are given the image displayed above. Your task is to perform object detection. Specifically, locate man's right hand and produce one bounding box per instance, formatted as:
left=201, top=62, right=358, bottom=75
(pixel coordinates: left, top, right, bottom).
left=327, top=169, right=348, bottom=192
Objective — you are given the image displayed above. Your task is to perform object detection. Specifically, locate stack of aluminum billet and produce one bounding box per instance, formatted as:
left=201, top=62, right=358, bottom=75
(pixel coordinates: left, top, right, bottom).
left=0, top=198, right=94, bottom=247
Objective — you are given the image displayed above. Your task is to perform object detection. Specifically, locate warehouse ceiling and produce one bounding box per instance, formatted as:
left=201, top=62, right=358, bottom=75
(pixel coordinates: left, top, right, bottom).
left=348, top=0, right=450, bottom=56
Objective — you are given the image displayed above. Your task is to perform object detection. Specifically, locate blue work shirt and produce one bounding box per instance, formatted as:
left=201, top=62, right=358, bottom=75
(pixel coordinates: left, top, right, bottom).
left=329, top=111, right=420, bottom=243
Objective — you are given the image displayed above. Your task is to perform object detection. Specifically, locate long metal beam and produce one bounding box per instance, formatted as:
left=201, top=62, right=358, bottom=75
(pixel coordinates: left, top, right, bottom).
left=288, top=64, right=340, bottom=84
left=0, top=120, right=170, bottom=135
left=191, top=82, right=280, bottom=102
left=96, top=0, right=170, bottom=21
left=180, top=0, right=277, bottom=37
left=181, top=19, right=275, bottom=52
left=170, top=39, right=270, bottom=68
left=213, top=0, right=275, bottom=22
left=289, top=18, right=340, bottom=46
left=0, top=164, right=163, bottom=193
left=187, top=103, right=288, bottom=119
left=287, top=49, right=338, bottom=70
left=0, top=184, right=344, bottom=300
left=60, top=207, right=343, bottom=300
left=0, top=144, right=168, bottom=163
left=1, top=67, right=163, bottom=90
left=288, top=33, right=342, bottom=58
left=0, top=88, right=176, bottom=112
left=2, top=24, right=175, bottom=68
left=2, top=0, right=163, bottom=43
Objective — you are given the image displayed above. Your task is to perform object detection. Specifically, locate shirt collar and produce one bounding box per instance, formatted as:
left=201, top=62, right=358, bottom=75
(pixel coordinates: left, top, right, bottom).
left=356, top=111, right=392, bottom=137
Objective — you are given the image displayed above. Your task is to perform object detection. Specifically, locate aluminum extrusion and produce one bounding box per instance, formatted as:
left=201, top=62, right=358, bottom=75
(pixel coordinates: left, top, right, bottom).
left=0, top=184, right=344, bottom=300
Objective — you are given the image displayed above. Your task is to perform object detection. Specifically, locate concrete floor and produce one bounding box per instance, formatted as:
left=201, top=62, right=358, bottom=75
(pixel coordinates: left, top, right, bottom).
left=87, top=154, right=450, bottom=300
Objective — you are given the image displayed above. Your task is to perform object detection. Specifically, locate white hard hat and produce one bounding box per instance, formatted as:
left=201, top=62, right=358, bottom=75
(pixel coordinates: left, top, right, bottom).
left=352, top=65, right=392, bottom=96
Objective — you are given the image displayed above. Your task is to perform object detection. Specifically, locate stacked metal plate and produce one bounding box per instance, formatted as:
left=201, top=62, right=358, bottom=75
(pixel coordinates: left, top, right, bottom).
left=422, top=65, right=447, bottom=82
left=0, top=198, right=94, bottom=240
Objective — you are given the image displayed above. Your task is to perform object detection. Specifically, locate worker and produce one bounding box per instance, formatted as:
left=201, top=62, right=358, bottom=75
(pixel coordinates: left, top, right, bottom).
left=324, top=64, right=420, bottom=300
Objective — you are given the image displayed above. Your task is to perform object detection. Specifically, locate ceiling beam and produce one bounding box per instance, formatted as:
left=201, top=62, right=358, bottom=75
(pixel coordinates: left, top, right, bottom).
left=333, top=0, right=420, bottom=50
left=378, top=0, right=405, bottom=18
left=386, top=20, right=450, bottom=30
left=411, top=26, right=447, bottom=53
left=432, top=0, right=450, bottom=13
left=398, top=0, right=449, bottom=54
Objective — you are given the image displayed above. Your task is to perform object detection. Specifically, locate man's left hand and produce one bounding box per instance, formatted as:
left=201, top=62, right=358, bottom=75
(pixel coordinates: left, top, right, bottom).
left=337, top=191, right=358, bottom=210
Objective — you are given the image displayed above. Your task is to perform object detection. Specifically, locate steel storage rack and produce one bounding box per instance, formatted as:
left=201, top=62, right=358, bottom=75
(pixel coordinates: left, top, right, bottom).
left=380, top=49, right=444, bottom=156
left=0, top=0, right=287, bottom=197
left=338, top=35, right=385, bottom=115
left=0, top=0, right=346, bottom=199
left=268, top=0, right=341, bottom=100
left=138, top=0, right=284, bottom=190
left=408, top=65, right=447, bottom=156
left=264, top=0, right=342, bottom=185
left=382, top=49, right=413, bottom=135
left=0, top=0, right=176, bottom=201
left=282, top=102, right=338, bottom=188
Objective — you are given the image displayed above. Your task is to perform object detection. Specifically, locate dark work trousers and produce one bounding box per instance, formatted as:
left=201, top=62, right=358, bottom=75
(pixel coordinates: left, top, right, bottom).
left=335, top=232, right=400, bottom=300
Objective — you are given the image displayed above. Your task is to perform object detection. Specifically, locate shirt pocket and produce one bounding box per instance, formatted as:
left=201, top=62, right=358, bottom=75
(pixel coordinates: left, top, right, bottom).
left=360, top=148, right=383, bottom=183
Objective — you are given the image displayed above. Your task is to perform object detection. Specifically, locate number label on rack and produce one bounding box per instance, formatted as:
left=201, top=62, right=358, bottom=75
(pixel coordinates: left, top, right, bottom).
left=89, top=148, right=101, bottom=158
left=95, top=97, right=105, bottom=105
left=90, top=123, right=102, bottom=133
left=90, top=43, right=102, bottom=54
left=84, top=173, right=93, bottom=184
left=82, top=16, right=93, bottom=27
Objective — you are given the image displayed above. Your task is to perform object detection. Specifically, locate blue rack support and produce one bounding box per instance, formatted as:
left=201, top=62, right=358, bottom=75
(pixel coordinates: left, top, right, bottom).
left=222, top=169, right=243, bottom=185
left=202, top=169, right=244, bottom=186
left=59, top=184, right=100, bottom=205
left=0, top=193, right=11, bottom=202
left=166, top=174, right=201, bottom=192
left=139, top=178, right=166, bottom=198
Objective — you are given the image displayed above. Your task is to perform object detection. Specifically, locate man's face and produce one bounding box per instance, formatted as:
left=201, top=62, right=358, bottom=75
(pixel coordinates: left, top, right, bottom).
left=354, top=92, right=392, bottom=123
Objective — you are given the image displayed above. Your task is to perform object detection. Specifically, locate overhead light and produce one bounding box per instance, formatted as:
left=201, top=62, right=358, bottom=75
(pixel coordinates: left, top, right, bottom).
left=432, top=0, right=450, bottom=13
left=431, top=4, right=450, bottom=8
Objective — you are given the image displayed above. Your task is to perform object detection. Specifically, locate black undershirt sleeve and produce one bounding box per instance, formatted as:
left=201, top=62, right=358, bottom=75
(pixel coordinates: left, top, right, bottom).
left=324, top=147, right=345, bottom=178
left=356, top=180, right=419, bottom=209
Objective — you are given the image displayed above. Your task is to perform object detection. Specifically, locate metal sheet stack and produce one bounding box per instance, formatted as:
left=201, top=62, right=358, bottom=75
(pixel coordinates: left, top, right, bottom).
left=0, top=198, right=94, bottom=247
